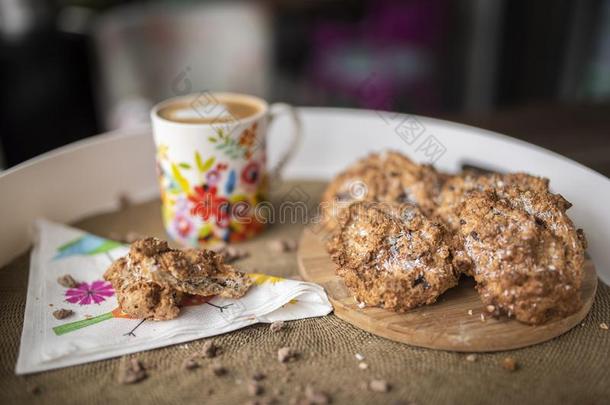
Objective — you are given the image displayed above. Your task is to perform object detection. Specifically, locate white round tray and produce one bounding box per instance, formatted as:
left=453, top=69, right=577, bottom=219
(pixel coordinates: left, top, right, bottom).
left=2, top=107, right=609, bottom=284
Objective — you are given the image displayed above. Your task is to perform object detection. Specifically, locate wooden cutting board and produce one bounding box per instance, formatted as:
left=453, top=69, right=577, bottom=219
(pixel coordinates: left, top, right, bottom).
left=297, top=227, right=598, bottom=352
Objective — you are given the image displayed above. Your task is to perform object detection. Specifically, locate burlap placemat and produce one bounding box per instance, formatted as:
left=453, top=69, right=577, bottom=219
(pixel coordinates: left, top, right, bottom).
left=1, top=181, right=608, bottom=405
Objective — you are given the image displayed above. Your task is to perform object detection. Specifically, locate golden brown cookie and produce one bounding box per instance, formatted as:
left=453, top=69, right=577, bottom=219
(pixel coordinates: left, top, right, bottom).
left=320, top=151, right=446, bottom=232
left=435, top=171, right=551, bottom=231
left=327, top=201, right=460, bottom=311
left=456, top=188, right=586, bottom=325
left=104, top=238, right=253, bottom=320
left=104, top=257, right=183, bottom=320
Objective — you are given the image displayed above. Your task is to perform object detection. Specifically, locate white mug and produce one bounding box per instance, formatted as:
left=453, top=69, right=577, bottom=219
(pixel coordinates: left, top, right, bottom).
left=151, top=92, right=301, bottom=246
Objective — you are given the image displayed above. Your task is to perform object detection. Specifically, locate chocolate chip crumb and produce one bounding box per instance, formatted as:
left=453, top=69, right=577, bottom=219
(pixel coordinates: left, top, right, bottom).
left=27, top=385, right=42, bottom=395
left=304, top=384, right=330, bottom=404
left=117, top=358, right=147, bottom=384
left=248, top=380, right=264, bottom=396
left=201, top=340, right=219, bottom=358
left=600, top=322, right=609, bottom=330
left=369, top=379, right=390, bottom=392
left=182, top=356, right=199, bottom=370
left=52, top=308, right=74, bottom=319
left=57, top=275, right=77, bottom=288
left=252, top=372, right=266, bottom=381
left=501, top=357, right=518, bottom=371
left=278, top=347, right=298, bottom=363
left=268, top=239, right=297, bottom=253
left=270, top=321, right=285, bottom=332
left=211, top=363, right=227, bottom=376
left=465, top=354, right=477, bottom=362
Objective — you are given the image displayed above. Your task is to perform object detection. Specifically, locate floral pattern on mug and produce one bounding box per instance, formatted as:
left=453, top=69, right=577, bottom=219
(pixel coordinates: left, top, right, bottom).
left=157, top=122, right=268, bottom=247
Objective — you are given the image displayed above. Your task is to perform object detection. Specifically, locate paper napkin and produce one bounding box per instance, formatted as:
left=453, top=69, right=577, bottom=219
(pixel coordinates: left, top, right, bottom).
left=16, top=219, right=332, bottom=374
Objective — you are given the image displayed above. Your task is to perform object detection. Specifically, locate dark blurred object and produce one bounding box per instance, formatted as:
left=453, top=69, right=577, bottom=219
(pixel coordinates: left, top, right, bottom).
left=1, top=0, right=610, bottom=170
left=449, top=102, right=610, bottom=177
left=0, top=0, right=99, bottom=167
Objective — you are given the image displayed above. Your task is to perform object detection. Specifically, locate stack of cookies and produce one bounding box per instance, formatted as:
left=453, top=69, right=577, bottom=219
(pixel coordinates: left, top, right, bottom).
left=322, top=151, right=587, bottom=325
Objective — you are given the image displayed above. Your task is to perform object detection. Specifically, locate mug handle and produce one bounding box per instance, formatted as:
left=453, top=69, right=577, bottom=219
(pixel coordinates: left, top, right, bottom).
left=268, top=103, right=302, bottom=181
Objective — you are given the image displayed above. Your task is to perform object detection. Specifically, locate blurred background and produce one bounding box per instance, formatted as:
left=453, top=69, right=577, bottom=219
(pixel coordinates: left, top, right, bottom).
left=1, top=0, right=609, bottom=175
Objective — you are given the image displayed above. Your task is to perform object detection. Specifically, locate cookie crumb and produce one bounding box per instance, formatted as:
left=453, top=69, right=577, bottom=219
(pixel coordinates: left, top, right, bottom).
left=52, top=308, right=74, bottom=320
left=600, top=322, right=609, bottom=330
left=201, top=340, right=219, bottom=358
left=501, top=357, right=518, bottom=371
left=270, top=321, right=285, bottom=332
left=480, top=313, right=486, bottom=322
left=182, top=356, right=199, bottom=370
left=211, top=363, right=227, bottom=376
left=358, top=362, right=368, bottom=370
left=57, top=275, right=77, bottom=288
left=486, top=305, right=496, bottom=313
left=117, top=358, right=147, bottom=384
left=369, top=379, right=390, bottom=392
left=465, top=354, right=477, bottom=362
left=278, top=347, right=298, bottom=363
left=357, top=301, right=366, bottom=309
left=304, top=384, right=330, bottom=404
left=218, top=246, right=250, bottom=263
left=268, top=239, right=297, bottom=253
left=252, top=372, right=266, bottom=381
left=248, top=380, right=264, bottom=396
left=355, top=353, right=365, bottom=361
left=467, top=309, right=473, bottom=316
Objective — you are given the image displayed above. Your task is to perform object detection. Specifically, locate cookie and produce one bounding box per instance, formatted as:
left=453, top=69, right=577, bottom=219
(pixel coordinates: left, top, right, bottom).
left=104, top=238, right=253, bottom=320
left=456, top=188, right=586, bottom=324
left=436, top=172, right=551, bottom=231
left=327, top=201, right=460, bottom=311
left=320, top=151, right=446, bottom=231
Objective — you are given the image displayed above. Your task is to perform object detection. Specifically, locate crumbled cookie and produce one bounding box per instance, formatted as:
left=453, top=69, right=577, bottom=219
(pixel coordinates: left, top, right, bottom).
left=501, top=357, right=518, bottom=371
left=104, top=238, right=253, bottom=320
left=211, top=363, right=227, bottom=376
left=369, top=379, right=390, bottom=392
left=57, top=274, right=77, bottom=288
left=327, top=201, right=460, bottom=311
left=270, top=321, right=285, bottom=332
left=456, top=188, right=586, bottom=324
left=320, top=151, right=447, bottom=230
left=117, top=358, right=147, bottom=384
left=52, top=308, right=73, bottom=320
left=358, top=362, right=368, bottom=370
left=216, top=246, right=250, bottom=263
left=201, top=340, right=219, bottom=358
left=278, top=347, right=298, bottom=363
left=248, top=380, right=264, bottom=396
left=600, top=322, right=608, bottom=330
left=182, top=356, right=199, bottom=370
left=268, top=239, right=297, bottom=253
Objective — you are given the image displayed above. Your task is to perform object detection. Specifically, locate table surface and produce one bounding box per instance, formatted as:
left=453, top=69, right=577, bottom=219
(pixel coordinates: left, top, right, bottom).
left=1, top=181, right=609, bottom=405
